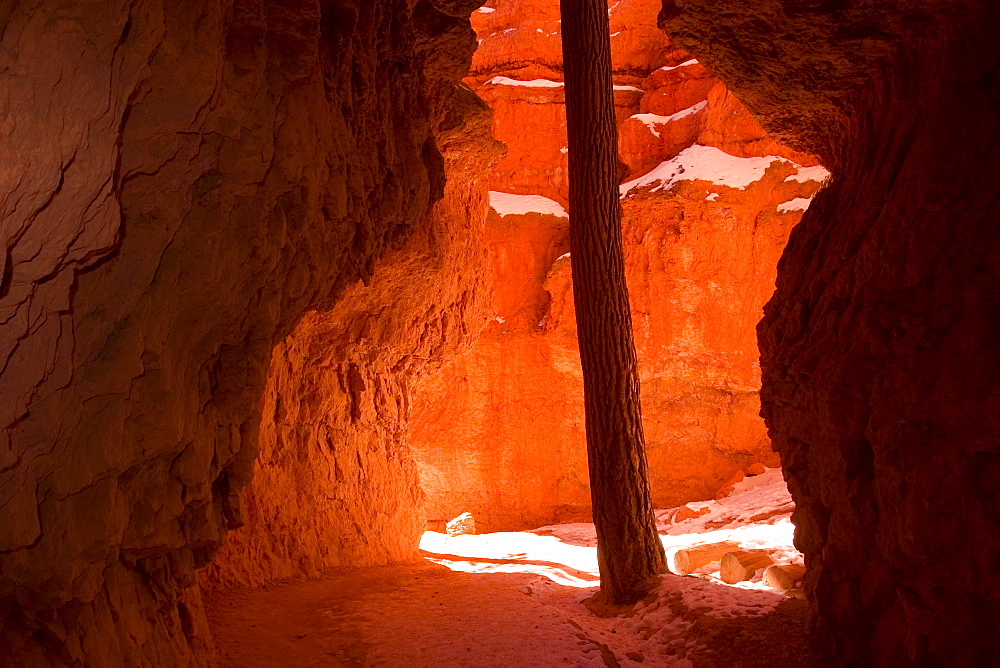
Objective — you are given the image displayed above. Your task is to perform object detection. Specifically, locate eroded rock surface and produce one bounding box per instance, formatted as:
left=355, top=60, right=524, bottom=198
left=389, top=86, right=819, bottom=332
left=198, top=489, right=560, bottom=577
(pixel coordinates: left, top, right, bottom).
left=203, top=56, right=501, bottom=589
left=0, top=1, right=490, bottom=664
left=662, top=0, right=1000, bottom=664
left=410, top=0, right=827, bottom=531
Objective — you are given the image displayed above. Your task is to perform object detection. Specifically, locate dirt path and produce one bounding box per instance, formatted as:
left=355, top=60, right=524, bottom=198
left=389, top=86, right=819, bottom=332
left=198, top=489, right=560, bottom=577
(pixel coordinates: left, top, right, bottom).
left=204, top=559, right=811, bottom=667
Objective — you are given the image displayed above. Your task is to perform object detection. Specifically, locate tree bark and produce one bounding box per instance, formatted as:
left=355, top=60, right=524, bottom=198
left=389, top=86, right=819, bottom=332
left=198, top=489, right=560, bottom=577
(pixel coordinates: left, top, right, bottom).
left=559, top=0, right=667, bottom=605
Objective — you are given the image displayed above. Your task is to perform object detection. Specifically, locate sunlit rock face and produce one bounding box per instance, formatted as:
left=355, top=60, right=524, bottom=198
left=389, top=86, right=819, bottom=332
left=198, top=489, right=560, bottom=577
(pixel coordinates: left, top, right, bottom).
left=409, top=0, right=826, bottom=531
left=203, top=58, right=501, bottom=590
left=662, top=0, right=1000, bottom=664
left=0, top=0, right=490, bottom=664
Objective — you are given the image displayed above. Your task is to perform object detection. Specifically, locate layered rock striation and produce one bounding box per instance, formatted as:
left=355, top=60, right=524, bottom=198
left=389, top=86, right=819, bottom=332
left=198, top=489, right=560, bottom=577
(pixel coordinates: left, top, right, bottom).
left=662, top=0, right=1000, bottom=664
left=410, top=0, right=827, bottom=531
left=0, top=0, right=492, bottom=664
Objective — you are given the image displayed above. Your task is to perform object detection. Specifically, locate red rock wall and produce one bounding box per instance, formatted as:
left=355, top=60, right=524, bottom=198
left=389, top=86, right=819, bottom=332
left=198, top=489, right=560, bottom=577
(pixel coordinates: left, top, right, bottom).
left=0, top=0, right=488, bottom=664
left=663, top=0, right=1000, bottom=664
left=410, top=0, right=827, bottom=531
left=203, top=67, right=500, bottom=589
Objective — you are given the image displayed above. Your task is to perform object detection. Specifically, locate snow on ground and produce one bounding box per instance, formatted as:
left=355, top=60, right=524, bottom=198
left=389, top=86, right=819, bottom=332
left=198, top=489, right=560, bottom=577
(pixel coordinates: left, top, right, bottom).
left=630, top=102, right=707, bottom=138
left=207, top=469, right=806, bottom=667
left=489, top=191, right=568, bottom=218
left=620, top=144, right=829, bottom=198
left=525, top=467, right=801, bottom=594
left=419, top=467, right=804, bottom=665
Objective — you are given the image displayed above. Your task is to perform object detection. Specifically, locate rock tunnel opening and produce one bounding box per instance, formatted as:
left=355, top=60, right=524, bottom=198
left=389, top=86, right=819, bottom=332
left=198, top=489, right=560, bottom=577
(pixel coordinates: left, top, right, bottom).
left=1, top=0, right=998, bottom=665
left=201, top=0, right=827, bottom=662
left=407, top=0, right=830, bottom=538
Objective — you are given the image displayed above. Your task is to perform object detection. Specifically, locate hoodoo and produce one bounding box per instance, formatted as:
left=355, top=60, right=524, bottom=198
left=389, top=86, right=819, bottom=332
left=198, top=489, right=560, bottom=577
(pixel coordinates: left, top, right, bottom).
left=0, top=0, right=996, bottom=665
left=411, top=0, right=827, bottom=533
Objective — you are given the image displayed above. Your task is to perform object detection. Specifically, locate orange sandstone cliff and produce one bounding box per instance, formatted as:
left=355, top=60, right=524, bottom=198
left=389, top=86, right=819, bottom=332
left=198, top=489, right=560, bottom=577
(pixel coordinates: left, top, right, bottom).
left=410, top=0, right=828, bottom=531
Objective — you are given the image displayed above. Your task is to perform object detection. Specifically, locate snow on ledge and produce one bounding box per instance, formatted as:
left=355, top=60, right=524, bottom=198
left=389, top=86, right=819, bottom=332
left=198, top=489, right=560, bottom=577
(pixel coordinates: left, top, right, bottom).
left=489, top=191, right=568, bottom=218
left=784, top=164, right=831, bottom=184
left=476, top=6, right=495, bottom=12
left=621, top=145, right=789, bottom=196
left=630, top=101, right=707, bottom=138
left=777, top=197, right=813, bottom=213
left=658, top=58, right=699, bottom=72
left=486, top=77, right=644, bottom=94
left=486, top=76, right=563, bottom=88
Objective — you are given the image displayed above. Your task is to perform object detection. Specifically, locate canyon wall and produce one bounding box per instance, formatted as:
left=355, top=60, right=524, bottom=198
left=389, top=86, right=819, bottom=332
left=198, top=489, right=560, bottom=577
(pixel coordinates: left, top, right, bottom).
left=0, top=0, right=487, bottom=664
left=410, top=0, right=828, bottom=531
left=662, top=0, right=1000, bottom=664
left=203, top=48, right=500, bottom=589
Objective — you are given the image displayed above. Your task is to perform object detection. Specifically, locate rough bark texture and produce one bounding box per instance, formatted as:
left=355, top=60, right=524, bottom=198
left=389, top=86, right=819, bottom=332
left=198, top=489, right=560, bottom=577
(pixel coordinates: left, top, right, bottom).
left=0, top=0, right=489, bottom=664
left=560, top=0, right=667, bottom=604
left=411, top=0, right=824, bottom=532
left=662, top=0, right=1000, bottom=664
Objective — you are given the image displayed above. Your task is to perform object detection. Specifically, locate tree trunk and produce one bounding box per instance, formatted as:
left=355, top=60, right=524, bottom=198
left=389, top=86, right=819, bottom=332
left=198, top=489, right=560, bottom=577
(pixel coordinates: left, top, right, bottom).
left=559, top=0, right=667, bottom=605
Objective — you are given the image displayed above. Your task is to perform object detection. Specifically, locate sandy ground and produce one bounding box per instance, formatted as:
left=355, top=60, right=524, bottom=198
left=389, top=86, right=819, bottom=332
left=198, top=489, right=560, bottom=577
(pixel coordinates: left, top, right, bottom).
left=205, top=561, right=809, bottom=667
left=205, top=469, right=812, bottom=667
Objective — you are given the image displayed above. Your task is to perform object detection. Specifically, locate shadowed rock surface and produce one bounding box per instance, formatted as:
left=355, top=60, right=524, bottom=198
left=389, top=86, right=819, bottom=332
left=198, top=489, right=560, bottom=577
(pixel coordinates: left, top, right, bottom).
left=663, top=0, right=1000, bottom=664
left=0, top=0, right=494, bottom=663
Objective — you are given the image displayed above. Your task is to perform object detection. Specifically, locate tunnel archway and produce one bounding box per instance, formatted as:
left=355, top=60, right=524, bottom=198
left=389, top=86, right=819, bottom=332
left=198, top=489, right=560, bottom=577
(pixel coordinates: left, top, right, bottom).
left=1, top=0, right=997, bottom=665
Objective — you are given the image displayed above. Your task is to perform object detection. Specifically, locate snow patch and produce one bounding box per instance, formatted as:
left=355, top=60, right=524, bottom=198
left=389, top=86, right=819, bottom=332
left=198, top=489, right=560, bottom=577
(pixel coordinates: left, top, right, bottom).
left=658, top=59, right=699, bottom=72
left=784, top=164, right=831, bottom=184
left=777, top=197, right=812, bottom=213
left=630, top=101, right=707, bottom=137
left=419, top=466, right=801, bottom=664
left=620, top=145, right=789, bottom=196
left=485, top=77, right=638, bottom=94
left=489, top=191, right=568, bottom=218
left=476, top=5, right=495, bottom=12
left=706, top=193, right=719, bottom=202
left=487, top=76, right=563, bottom=88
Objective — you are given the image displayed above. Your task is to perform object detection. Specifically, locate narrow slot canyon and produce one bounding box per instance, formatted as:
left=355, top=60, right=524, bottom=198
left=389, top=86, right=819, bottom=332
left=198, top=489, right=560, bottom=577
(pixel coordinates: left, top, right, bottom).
left=1, top=0, right=997, bottom=666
